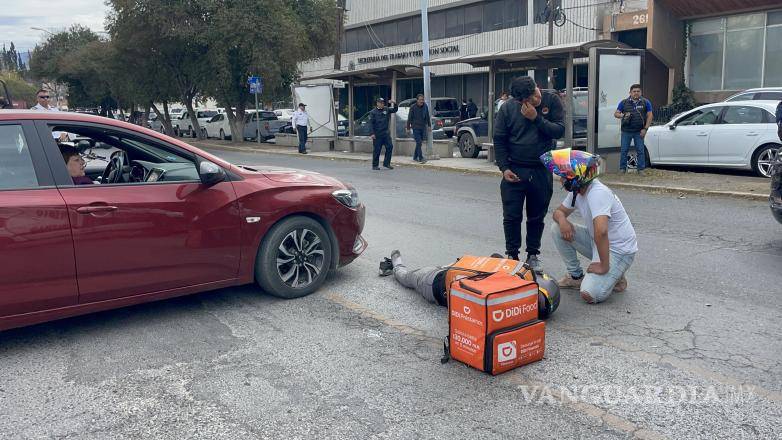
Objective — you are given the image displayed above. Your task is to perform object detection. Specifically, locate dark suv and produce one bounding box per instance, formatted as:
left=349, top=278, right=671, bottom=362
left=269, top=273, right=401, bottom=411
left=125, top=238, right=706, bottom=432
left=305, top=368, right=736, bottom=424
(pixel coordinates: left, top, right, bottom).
left=399, top=97, right=460, bottom=138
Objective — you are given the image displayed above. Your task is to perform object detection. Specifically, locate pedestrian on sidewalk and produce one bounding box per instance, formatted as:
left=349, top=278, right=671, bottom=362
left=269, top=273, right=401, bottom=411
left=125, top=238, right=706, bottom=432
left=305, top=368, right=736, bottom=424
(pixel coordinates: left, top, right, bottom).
left=494, top=75, right=565, bottom=271
left=543, top=149, right=638, bottom=304
left=467, top=98, right=478, bottom=119
left=614, top=84, right=653, bottom=174
left=291, top=103, right=310, bottom=154
left=369, top=97, right=398, bottom=170
left=406, top=94, right=430, bottom=163
left=460, top=99, right=468, bottom=120
left=31, top=89, right=68, bottom=141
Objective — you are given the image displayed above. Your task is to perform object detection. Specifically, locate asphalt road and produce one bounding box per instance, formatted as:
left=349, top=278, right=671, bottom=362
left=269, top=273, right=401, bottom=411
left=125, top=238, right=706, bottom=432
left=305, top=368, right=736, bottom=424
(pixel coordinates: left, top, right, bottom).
left=1, top=149, right=780, bottom=440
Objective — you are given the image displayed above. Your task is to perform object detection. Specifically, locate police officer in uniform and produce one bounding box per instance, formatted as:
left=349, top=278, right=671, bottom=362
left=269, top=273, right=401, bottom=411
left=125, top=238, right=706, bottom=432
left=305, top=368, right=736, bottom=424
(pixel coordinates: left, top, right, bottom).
left=369, top=97, right=398, bottom=170
left=493, top=76, right=565, bottom=271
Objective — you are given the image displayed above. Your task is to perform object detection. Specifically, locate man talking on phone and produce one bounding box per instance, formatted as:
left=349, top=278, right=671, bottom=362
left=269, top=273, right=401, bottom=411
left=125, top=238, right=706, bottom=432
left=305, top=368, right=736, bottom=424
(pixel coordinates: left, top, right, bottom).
left=493, top=75, right=565, bottom=271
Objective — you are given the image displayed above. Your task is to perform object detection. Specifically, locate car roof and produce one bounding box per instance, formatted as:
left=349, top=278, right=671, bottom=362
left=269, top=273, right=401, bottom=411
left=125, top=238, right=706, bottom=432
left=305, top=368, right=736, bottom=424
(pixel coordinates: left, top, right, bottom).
left=0, top=110, right=233, bottom=168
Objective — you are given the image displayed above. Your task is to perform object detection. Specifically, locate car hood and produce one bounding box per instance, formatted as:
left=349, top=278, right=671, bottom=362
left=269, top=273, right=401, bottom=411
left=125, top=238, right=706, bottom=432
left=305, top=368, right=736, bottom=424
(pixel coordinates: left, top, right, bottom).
left=234, top=164, right=344, bottom=186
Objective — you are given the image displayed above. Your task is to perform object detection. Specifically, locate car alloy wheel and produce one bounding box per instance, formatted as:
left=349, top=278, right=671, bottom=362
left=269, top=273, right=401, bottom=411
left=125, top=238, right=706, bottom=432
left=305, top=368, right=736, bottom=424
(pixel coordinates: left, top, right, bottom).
left=459, top=133, right=478, bottom=158
left=276, top=228, right=325, bottom=289
left=755, top=146, right=778, bottom=178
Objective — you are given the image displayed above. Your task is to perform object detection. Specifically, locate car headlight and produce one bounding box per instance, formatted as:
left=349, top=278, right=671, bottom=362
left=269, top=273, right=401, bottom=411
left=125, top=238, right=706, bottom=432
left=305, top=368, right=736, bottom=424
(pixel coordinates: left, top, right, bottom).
left=332, top=188, right=359, bottom=208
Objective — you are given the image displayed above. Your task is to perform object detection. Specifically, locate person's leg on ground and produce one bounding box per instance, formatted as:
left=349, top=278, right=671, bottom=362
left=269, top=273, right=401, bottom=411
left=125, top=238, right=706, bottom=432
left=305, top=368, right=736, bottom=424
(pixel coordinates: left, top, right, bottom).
left=579, top=252, right=635, bottom=304
left=523, top=167, right=554, bottom=269
left=634, top=132, right=646, bottom=171
left=390, top=251, right=443, bottom=305
left=619, top=132, right=631, bottom=172
left=383, top=134, right=394, bottom=168
left=372, top=136, right=382, bottom=169
left=501, top=175, right=526, bottom=260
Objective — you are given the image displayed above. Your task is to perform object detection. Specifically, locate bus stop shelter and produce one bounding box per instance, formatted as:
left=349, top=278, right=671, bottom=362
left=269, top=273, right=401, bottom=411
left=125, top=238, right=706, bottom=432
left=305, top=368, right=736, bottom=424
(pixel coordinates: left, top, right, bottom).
left=421, top=40, right=629, bottom=152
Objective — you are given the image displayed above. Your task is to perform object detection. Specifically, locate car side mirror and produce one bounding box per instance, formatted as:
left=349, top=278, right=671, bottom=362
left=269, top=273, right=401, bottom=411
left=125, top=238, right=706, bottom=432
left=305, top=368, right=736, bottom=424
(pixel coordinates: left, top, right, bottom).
left=199, top=160, right=225, bottom=186
left=669, top=124, right=676, bottom=130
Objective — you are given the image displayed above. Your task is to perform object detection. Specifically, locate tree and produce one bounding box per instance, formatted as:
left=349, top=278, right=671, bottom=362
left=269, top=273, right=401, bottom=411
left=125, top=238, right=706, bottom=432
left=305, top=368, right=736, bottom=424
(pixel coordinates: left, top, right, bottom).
left=0, top=70, right=37, bottom=106
left=200, top=0, right=339, bottom=143
left=1, top=43, right=21, bottom=71
left=107, top=0, right=211, bottom=137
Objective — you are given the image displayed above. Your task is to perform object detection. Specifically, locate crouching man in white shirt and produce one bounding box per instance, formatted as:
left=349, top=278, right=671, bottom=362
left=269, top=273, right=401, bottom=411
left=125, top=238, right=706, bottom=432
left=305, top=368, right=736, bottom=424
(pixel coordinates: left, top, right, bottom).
left=546, top=150, right=638, bottom=304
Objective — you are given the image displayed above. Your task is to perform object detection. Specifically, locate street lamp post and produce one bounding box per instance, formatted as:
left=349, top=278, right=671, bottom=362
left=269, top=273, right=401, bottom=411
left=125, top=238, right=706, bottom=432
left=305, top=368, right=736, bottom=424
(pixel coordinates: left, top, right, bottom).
left=420, top=0, right=437, bottom=160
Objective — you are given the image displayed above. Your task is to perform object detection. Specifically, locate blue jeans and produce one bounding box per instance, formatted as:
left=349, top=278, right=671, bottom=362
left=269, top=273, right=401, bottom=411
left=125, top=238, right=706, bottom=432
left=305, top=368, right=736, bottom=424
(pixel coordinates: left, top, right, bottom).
left=297, top=125, right=308, bottom=153
left=620, top=131, right=646, bottom=171
left=551, top=224, right=635, bottom=303
left=412, top=128, right=425, bottom=160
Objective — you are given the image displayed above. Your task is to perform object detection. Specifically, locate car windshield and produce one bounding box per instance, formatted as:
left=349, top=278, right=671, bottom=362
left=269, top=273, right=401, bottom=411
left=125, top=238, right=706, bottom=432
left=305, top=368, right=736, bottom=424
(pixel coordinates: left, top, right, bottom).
left=434, top=100, right=459, bottom=111
left=198, top=111, right=217, bottom=118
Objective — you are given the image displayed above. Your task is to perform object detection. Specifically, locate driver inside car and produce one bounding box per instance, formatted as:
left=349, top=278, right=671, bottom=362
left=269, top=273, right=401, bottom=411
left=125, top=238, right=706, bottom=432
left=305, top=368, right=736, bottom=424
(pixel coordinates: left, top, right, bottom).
left=61, top=146, right=94, bottom=185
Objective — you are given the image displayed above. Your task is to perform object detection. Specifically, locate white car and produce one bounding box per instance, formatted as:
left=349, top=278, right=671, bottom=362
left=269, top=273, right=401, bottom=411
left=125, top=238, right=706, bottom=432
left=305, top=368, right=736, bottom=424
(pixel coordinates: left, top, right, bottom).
left=724, top=88, right=782, bottom=102
left=274, top=108, right=294, bottom=122
left=646, top=101, right=781, bottom=177
left=173, top=109, right=218, bottom=138
left=203, top=113, right=233, bottom=139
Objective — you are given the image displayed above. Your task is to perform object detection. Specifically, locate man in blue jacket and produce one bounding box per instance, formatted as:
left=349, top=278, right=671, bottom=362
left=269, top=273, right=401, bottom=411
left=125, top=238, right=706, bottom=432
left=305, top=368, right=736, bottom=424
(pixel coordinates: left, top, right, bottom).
left=369, top=97, right=398, bottom=170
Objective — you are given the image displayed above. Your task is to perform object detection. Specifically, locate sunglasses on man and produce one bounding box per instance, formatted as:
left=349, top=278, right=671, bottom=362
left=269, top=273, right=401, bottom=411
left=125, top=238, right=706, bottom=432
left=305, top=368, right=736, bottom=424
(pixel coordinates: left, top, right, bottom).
left=38, top=95, right=50, bottom=99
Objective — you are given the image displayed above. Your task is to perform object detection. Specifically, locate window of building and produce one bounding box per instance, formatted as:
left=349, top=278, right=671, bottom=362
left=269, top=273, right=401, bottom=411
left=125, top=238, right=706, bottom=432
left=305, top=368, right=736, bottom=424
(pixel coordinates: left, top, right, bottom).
left=398, top=17, right=413, bottom=45
left=430, top=10, right=447, bottom=40
left=688, top=11, right=782, bottom=91
left=484, top=0, right=505, bottom=32
left=464, top=4, right=483, bottom=34
left=0, top=125, right=39, bottom=190
left=445, top=8, right=464, bottom=38
left=411, top=15, right=422, bottom=42
left=506, top=0, right=529, bottom=28
left=533, top=0, right=548, bottom=24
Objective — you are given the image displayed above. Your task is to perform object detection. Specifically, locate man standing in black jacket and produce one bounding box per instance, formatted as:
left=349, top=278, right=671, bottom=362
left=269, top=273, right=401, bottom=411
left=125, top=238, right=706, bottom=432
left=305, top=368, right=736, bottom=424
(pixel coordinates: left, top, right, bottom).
left=494, top=76, right=565, bottom=271
left=406, top=94, right=430, bottom=163
left=369, top=97, right=398, bottom=170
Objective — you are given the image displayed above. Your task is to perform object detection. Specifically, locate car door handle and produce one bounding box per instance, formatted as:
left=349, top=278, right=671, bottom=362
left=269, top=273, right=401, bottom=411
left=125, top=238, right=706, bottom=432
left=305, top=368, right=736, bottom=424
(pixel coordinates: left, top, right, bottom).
left=697, top=132, right=708, bottom=136
left=76, top=205, right=118, bottom=214
left=746, top=132, right=759, bottom=136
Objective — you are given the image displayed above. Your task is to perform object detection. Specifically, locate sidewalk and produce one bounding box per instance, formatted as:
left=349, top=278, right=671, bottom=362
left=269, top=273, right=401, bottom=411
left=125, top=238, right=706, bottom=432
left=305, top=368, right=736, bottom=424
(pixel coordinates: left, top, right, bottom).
left=192, top=139, right=770, bottom=201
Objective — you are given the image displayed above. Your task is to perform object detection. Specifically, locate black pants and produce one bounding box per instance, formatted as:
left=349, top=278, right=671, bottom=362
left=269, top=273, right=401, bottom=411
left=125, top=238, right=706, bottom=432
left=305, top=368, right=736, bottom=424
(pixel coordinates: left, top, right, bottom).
left=500, top=166, right=553, bottom=258
left=297, top=125, right=308, bottom=153
left=372, top=133, right=393, bottom=167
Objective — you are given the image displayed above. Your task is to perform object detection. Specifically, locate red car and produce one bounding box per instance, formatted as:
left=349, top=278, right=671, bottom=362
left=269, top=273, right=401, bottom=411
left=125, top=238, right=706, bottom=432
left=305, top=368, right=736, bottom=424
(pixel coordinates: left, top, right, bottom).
left=0, top=111, right=366, bottom=331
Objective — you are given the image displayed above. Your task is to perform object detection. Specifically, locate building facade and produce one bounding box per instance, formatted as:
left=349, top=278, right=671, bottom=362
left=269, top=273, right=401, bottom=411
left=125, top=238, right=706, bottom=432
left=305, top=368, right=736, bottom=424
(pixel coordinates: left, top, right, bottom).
left=300, top=0, right=782, bottom=121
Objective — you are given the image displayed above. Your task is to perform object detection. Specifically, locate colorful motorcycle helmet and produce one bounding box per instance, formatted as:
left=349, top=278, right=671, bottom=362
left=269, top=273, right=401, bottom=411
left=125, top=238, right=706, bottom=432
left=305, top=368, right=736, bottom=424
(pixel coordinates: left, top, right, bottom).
left=540, top=148, right=601, bottom=207
left=536, top=272, right=560, bottom=320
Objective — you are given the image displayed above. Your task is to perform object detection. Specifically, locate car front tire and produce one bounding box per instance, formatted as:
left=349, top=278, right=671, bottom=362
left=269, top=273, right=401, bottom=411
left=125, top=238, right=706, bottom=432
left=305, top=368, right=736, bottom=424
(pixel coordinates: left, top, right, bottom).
left=255, top=216, right=333, bottom=299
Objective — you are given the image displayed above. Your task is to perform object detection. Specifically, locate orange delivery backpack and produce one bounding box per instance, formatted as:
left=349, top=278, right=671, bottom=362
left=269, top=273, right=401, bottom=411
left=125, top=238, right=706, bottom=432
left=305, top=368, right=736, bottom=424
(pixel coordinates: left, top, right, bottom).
left=444, top=255, right=536, bottom=289
left=442, top=271, right=545, bottom=375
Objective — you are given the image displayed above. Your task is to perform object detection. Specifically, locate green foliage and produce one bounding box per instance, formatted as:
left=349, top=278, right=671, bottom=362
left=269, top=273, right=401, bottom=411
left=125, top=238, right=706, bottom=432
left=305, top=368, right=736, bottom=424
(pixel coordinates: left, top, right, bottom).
left=1, top=43, right=24, bottom=71
left=0, top=70, right=37, bottom=104
left=671, top=82, right=696, bottom=111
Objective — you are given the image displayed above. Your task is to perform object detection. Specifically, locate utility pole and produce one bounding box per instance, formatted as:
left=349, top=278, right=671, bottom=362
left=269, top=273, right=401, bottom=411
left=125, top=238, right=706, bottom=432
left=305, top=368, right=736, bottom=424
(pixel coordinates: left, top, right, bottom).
left=420, top=0, right=436, bottom=160
left=547, top=0, right=555, bottom=89
left=333, top=0, right=346, bottom=143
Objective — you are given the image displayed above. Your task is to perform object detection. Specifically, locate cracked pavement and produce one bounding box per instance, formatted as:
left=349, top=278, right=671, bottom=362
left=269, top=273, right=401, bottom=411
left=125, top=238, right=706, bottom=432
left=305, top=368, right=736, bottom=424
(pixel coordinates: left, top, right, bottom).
left=1, top=150, right=780, bottom=439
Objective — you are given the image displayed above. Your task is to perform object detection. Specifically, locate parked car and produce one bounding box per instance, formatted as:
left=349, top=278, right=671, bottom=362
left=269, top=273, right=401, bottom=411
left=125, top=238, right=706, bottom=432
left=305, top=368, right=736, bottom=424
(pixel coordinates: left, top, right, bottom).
left=0, top=110, right=366, bottom=331
left=147, top=113, right=164, bottom=133
left=274, top=108, right=295, bottom=122
left=724, top=88, right=782, bottom=102
left=203, top=112, right=234, bottom=140
left=645, top=101, right=781, bottom=177
left=454, top=90, right=588, bottom=158
left=338, top=114, right=348, bottom=136
left=771, top=152, right=782, bottom=224
left=173, top=109, right=218, bottom=138
left=399, top=97, right=460, bottom=138
left=243, top=111, right=287, bottom=141
left=351, top=109, right=447, bottom=140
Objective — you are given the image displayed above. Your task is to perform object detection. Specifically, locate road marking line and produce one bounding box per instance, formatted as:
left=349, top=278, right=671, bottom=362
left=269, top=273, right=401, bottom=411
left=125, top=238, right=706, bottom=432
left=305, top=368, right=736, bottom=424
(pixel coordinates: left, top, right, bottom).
left=323, top=292, right=669, bottom=440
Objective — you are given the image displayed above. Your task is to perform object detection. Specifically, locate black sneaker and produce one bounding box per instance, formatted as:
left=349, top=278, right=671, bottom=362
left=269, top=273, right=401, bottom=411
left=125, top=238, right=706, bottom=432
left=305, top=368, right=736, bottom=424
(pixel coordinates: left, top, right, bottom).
left=379, top=258, right=393, bottom=277
left=506, top=253, right=519, bottom=261
left=526, top=254, right=542, bottom=272
left=384, top=165, right=394, bottom=170
left=490, top=253, right=504, bottom=258
left=372, top=166, right=381, bottom=170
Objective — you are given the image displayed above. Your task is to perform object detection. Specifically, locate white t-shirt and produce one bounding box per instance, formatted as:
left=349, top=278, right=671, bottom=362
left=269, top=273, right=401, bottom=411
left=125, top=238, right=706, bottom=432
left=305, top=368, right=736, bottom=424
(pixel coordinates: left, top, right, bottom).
left=562, top=179, right=638, bottom=259
left=291, top=110, right=309, bottom=127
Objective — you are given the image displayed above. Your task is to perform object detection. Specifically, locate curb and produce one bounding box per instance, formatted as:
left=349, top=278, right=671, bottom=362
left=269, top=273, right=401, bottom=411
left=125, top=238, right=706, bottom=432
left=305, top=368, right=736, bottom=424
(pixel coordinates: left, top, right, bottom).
left=200, top=143, right=768, bottom=202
